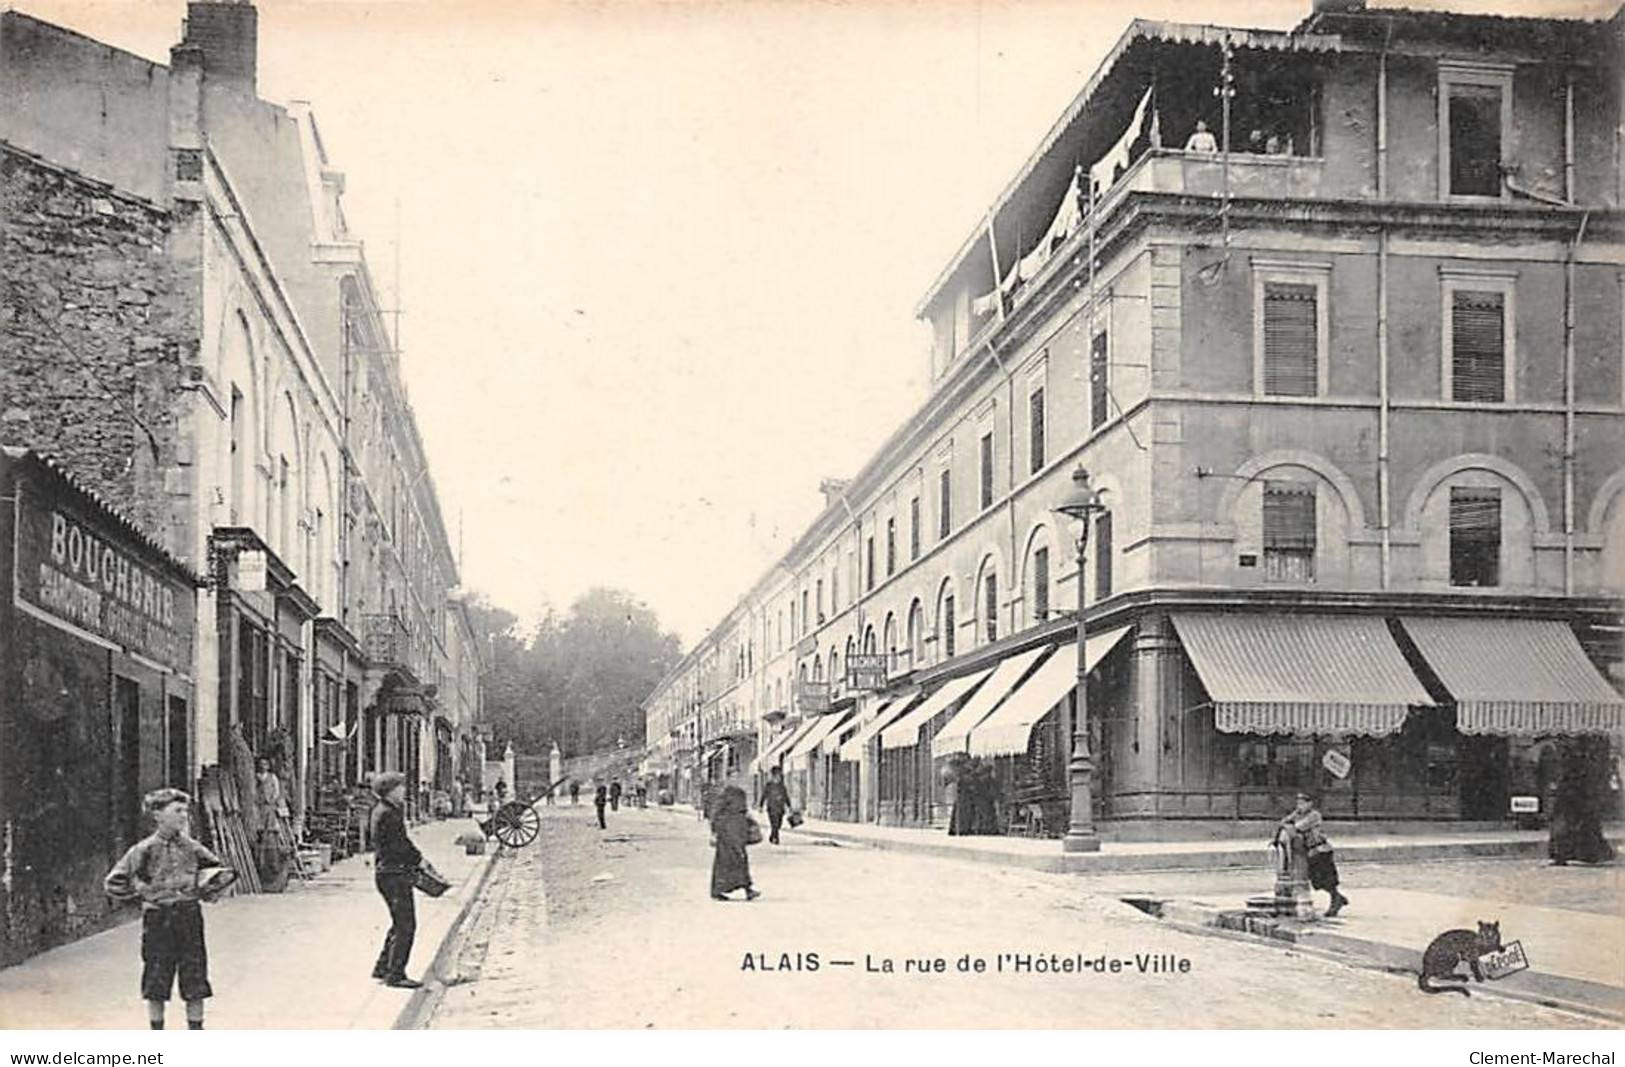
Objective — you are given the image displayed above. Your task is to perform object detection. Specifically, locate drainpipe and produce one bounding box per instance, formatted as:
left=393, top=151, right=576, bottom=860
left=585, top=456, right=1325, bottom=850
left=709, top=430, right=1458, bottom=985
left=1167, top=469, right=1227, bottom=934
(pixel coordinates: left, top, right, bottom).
left=1565, top=211, right=1589, bottom=595
left=1376, top=34, right=1392, bottom=589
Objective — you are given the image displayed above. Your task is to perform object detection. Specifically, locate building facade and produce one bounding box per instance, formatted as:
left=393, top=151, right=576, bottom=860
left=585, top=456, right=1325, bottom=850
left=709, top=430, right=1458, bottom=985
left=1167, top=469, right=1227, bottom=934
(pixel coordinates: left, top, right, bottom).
left=644, top=0, right=1625, bottom=835
left=0, top=0, right=484, bottom=959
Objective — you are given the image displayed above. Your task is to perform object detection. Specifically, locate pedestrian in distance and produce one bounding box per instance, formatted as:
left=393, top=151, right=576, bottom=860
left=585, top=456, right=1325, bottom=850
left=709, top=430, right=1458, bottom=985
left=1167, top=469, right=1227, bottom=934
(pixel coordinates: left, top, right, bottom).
left=570, top=780, right=581, bottom=805
left=710, top=784, right=760, bottom=902
left=1281, top=791, right=1349, bottom=917
left=636, top=782, right=648, bottom=808
left=493, top=778, right=508, bottom=811
left=369, top=771, right=426, bottom=989
left=593, top=782, right=608, bottom=830
left=609, top=780, right=622, bottom=812
left=104, top=787, right=231, bottom=1030
left=760, top=766, right=791, bottom=845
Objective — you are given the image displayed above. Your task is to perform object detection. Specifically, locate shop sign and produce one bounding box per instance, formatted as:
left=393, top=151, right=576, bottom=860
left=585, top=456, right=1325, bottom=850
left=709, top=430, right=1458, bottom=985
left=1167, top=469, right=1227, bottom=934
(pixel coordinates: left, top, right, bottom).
left=1509, top=795, right=1540, bottom=814
left=1321, top=748, right=1351, bottom=780
left=236, top=549, right=268, bottom=592
left=795, top=681, right=830, bottom=712
left=15, top=499, right=195, bottom=673
left=845, top=653, right=888, bottom=690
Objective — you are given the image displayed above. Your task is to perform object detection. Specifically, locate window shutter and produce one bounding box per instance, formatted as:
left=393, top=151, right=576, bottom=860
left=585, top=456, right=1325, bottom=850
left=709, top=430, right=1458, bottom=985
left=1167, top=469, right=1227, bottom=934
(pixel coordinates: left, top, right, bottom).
left=1263, top=482, right=1317, bottom=551
left=1032, top=547, right=1049, bottom=622
left=1449, top=486, right=1501, bottom=587
left=1091, top=331, right=1110, bottom=428
left=1029, top=388, right=1046, bottom=474
left=1262, top=282, right=1318, bottom=397
left=1451, top=290, right=1505, bottom=402
left=1094, top=512, right=1113, bottom=600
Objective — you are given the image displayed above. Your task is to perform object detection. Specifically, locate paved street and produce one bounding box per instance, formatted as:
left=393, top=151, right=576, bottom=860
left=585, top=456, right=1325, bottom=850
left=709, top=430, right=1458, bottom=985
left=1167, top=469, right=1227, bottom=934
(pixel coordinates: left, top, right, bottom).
left=424, top=804, right=1608, bottom=1029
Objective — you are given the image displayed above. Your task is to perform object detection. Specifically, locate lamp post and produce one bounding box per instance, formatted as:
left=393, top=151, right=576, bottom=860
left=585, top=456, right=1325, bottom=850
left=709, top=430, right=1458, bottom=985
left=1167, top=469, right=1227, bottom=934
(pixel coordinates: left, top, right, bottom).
left=1054, top=465, right=1107, bottom=853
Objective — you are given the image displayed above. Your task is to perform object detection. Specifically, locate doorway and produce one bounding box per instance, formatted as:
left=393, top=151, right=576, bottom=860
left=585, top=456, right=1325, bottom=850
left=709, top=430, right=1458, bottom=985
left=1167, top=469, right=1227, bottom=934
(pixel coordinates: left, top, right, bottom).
left=114, top=676, right=141, bottom=848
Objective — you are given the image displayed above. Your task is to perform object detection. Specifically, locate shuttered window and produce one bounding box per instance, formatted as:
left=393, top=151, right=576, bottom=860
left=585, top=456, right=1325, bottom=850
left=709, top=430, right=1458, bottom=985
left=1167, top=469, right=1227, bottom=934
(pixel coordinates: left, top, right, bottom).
left=1263, top=481, right=1316, bottom=582
left=1094, top=511, right=1114, bottom=599
left=1262, top=282, right=1319, bottom=396
left=1032, top=546, right=1050, bottom=622
left=909, top=497, right=921, bottom=560
left=984, top=573, right=998, bottom=643
left=1029, top=387, right=1046, bottom=474
left=980, top=433, right=994, bottom=510
left=943, top=595, right=956, bottom=657
left=1449, top=486, right=1501, bottom=587
left=939, top=469, right=952, bottom=539
left=1091, top=330, right=1110, bottom=427
left=866, top=537, right=876, bottom=591
left=1451, top=290, right=1505, bottom=402
left=886, top=518, right=897, bottom=576
left=1448, top=84, right=1502, bottom=198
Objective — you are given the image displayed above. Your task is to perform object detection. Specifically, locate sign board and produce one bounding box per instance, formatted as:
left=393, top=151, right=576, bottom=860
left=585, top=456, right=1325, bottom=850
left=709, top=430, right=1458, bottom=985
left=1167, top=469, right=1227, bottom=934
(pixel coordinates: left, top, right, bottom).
left=795, top=681, right=831, bottom=713
left=846, top=653, right=888, bottom=690
left=14, top=498, right=195, bottom=673
left=1510, top=795, right=1540, bottom=814
left=1479, top=941, right=1530, bottom=981
left=236, top=549, right=268, bottom=592
left=1321, top=748, right=1352, bottom=780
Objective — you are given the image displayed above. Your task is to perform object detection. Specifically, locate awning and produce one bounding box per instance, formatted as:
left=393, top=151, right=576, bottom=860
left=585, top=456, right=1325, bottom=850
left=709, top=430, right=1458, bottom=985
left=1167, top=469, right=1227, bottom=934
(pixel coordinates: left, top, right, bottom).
left=1399, top=617, right=1625, bottom=737
left=1171, top=613, right=1434, bottom=737
left=839, top=690, right=922, bottom=760
left=785, top=710, right=854, bottom=760
left=968, top=627, right=1131, bottom=758
left=881, top=669, right=993, bottom=750
left=820, top=696, right=889, bottom=755
left=751, top=718, right=816, bottom=772
left=931, top=646, right=1050, bottom=757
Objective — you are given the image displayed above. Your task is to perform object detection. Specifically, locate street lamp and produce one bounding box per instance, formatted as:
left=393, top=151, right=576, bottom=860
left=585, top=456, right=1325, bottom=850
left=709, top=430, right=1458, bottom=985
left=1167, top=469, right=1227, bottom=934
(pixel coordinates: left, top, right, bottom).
left=1053, top=464, right=1107, bottom=853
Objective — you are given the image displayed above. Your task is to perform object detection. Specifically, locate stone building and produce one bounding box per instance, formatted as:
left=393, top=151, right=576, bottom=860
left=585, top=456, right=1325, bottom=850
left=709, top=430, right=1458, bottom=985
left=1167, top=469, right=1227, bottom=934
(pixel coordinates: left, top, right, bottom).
left=644, top=0, right=1625, bottom=836
left=0, top=0, right=484, bottom=957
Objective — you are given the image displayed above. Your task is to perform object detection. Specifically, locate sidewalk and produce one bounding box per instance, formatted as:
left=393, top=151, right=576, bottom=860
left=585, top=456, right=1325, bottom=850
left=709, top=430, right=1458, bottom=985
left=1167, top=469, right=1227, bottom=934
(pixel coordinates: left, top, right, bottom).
left=1156, top=886, right=1625, bottom=1022
left=783, top=815, right=1586, bottom=874
left=0, top=814, right=497, bottom=1029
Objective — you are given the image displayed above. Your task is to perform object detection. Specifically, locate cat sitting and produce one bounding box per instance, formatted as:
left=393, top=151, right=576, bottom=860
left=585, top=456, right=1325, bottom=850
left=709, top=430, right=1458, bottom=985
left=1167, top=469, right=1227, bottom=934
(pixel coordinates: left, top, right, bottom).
left=1417, top=920, right=1502, bottom=996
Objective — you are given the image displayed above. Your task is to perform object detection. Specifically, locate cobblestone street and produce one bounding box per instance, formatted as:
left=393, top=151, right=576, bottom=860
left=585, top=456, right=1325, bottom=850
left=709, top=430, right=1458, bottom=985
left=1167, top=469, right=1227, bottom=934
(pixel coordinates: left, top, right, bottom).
left=425, top=805, right=1609, bottom=1029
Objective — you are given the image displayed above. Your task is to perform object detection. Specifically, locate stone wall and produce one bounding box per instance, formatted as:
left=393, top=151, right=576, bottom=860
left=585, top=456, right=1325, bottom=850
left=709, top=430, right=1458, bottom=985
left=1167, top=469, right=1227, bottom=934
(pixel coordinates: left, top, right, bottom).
left=1, top=144, right=198, bottom=554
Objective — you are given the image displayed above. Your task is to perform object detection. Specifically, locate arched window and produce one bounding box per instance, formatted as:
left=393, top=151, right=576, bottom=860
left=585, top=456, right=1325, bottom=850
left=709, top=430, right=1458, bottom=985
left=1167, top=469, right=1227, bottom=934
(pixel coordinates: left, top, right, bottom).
left=863, top=626, right=877, bottom=655
left=936, top=578, right=957, bottom=659
left=829, top=649, right=840, bottom=688
left=813, top=654, right=823, bottom=681
left=883, top=613, right=898, bottom=672
left=907, top=599, right=925, bottom=666
left=975, top=556, right=999, bottom=644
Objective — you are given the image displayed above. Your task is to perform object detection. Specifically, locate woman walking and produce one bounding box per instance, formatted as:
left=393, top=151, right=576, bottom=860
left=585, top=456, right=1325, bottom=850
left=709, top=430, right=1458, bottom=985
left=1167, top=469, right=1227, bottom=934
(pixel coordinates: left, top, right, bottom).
left=369, top=772, right=424, bottom=988
left=709, top=785, right=760, bottom=902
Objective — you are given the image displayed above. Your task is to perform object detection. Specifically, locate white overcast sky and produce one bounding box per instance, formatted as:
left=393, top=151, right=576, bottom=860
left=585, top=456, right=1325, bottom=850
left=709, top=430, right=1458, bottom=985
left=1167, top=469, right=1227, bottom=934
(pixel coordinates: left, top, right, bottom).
left=14, top=0, right=1611, bottom=645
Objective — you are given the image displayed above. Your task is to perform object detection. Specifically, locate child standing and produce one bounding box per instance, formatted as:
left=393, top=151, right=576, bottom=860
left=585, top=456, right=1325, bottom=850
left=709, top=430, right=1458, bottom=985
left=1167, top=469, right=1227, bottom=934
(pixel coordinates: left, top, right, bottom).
left=104, top=788, right=228, bottom=1030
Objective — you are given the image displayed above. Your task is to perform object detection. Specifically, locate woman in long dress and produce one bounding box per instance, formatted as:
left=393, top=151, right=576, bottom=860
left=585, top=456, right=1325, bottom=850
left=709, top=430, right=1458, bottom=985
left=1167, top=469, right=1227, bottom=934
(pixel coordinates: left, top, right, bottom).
left=709, top=785, right=760, bottom=901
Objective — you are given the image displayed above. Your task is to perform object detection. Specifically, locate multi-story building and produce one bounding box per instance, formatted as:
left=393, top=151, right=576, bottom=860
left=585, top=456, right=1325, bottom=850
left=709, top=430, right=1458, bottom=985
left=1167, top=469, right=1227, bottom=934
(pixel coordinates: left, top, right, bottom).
left=644, top=0, right=1625, bottom=836
left=0, top=0, right=484, bottom=958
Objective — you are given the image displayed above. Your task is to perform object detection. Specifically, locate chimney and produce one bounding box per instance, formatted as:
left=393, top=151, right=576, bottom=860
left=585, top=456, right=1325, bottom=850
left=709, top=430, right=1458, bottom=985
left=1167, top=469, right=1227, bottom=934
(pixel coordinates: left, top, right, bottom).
left=818, top=479, right=851, bottom=511
left=181, top=1, right=258, bottom=95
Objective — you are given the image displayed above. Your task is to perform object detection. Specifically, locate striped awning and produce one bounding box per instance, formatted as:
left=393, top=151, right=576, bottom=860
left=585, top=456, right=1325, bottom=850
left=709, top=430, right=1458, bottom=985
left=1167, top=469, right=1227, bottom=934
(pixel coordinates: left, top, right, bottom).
left=1171, top=613, right=1434, bottom=738
left=968, top=628, right=1131, bottom=758
left=1399, top=617, right=1625, bottom=737
left=749, top=718, right=815, bottom=774
left=839, top=690, right=922, bottom=760
left=880, top=669, right=993, bottom=750
left=931, top=646, right=1049, bottom=757
left=785, top=710, right=854, bottom=760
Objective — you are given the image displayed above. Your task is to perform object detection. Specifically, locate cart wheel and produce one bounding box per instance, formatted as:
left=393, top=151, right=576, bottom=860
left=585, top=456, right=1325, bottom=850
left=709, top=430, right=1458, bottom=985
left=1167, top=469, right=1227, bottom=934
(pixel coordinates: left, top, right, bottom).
left=493, top=801, right=540, bottom=848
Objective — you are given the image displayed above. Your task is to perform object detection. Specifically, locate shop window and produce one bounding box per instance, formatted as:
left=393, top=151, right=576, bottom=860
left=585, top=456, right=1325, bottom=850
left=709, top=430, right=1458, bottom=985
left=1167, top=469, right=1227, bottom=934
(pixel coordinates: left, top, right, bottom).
left=1259, top=282, right=1320, bottom=397
left=910, top=497, right=921, bottom=560
left=939, top=469, right=952, bottom=539
left=1263, top=481, right=1316, bottom=582
left=1094, top=512, right=1114, bottom=600
left=983, top=573, right=998, bottom=643
left=1091, top=331, right=1111, bottom=428
left=1237, top=738, right=1314, bottom=788
left=980, top=433, right=994, bottom=511
left=1449, top=486, right=1501, bottom=587
left=1032, top=546, right=1050, bottom=623
left=1030, top=386, right=1047, bottom=473
left=1448, top=289, right=1508, bottom=402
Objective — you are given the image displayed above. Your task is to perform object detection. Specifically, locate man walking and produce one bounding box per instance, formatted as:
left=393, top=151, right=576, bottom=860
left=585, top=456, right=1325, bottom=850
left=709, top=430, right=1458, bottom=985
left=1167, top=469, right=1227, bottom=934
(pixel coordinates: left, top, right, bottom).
left=608, top=780, right=622, bottom=812
left=569, top=780, right=580, bottom=806
left=760, top=766, right=791, bottom=845
left=593, top=782, right=608, bottom=830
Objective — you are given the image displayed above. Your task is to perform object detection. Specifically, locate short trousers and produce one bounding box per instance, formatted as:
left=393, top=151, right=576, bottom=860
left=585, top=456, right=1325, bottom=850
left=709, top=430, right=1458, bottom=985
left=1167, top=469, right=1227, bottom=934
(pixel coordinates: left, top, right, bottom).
left=140, top=901, right=212, bottom=1002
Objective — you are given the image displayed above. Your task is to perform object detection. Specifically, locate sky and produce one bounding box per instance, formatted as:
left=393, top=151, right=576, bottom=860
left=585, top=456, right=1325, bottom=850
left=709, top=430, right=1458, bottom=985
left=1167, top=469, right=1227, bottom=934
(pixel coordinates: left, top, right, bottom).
left=11, top=0, right=1614, bottom=646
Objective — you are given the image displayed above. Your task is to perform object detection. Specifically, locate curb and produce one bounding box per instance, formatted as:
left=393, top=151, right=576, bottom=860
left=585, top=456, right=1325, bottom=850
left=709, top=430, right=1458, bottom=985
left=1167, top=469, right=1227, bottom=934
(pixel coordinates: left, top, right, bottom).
left=1147, top=900, right=1624, bottom=1026
left=392, top=841, right=503, bottom=1030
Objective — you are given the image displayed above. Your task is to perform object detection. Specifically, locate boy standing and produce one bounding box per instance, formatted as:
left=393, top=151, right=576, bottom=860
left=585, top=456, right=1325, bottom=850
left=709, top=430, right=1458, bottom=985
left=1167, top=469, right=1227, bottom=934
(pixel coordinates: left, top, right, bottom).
left=1280, top=791, right=1350, bottom=917
left=105, top=788, right=227, bottom=1030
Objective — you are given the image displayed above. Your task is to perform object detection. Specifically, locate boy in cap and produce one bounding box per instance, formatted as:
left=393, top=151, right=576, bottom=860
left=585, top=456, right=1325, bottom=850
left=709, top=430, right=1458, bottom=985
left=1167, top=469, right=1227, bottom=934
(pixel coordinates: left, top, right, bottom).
left=369, top=771, right=425, bottom=988
left=104, top=788, right=229, bottom=1030
left=1281, top=791, right=1350, bottom=916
